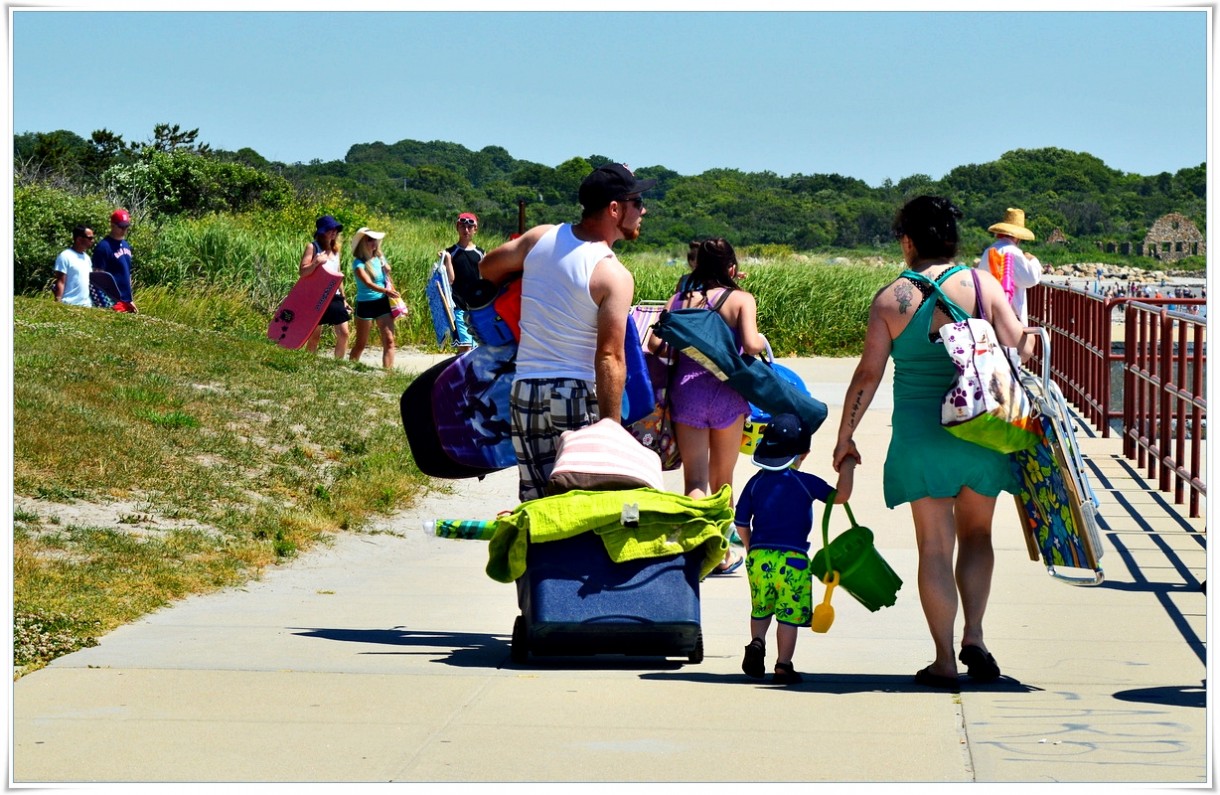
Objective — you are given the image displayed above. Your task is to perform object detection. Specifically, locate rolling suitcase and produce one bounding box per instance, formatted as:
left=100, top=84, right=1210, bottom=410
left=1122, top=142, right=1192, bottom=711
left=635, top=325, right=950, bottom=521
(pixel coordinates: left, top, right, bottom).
left=511, top=531, right=704, bottom=664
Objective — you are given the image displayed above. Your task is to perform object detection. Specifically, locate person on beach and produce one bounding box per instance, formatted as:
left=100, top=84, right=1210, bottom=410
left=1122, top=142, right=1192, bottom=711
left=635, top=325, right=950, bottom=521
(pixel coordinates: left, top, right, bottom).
left=978, top=207, right=1042, bottom=326
left=656, top=237, right=767, bottom=574
left=439, top=212, right=484, bottom=355
left=676, top=239, right=746, bottom=293
left=92, top=209, right=137, bottom=312
left=302, top=215, right=351, bottom=359
left=348, top=227, right=401, bottom=369
left=832, top=195, right=1034, bottom=689
left=736, top=413, right=855, bottom=684
left=479, top=163, right=649, bottom=502
left=53, top=225, right=95, bottom=307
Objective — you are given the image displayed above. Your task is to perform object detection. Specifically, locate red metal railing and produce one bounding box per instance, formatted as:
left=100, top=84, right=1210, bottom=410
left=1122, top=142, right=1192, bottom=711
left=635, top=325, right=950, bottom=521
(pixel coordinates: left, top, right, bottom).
left=1026, top=283, right=1206, bottom=518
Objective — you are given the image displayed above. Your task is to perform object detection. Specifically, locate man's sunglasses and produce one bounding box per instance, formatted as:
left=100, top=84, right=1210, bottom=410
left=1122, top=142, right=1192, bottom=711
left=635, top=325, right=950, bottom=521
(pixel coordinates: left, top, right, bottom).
left=619, top=196, right=644, bottom=209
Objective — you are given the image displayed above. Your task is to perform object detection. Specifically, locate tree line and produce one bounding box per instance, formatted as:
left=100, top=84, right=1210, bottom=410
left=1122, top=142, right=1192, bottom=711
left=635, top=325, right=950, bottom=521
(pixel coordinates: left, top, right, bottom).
left=14, top=124, right=1207, bottom=291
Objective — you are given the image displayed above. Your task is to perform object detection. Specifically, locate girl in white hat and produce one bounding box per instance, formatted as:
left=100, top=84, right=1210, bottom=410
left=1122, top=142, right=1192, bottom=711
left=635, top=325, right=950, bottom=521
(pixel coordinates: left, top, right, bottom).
left=348, top=227, right=403, bottom=369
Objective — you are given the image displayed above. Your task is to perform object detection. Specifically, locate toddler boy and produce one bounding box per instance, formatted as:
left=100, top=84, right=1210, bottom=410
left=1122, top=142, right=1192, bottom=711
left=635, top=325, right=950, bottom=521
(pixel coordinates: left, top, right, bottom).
left=735, top=413, right=856, bottom=684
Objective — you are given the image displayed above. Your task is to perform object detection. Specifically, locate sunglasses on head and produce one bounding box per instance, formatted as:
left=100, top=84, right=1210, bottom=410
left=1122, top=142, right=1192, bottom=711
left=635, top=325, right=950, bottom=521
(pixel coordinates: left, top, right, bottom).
left=459, top=219, right=477, bottom=227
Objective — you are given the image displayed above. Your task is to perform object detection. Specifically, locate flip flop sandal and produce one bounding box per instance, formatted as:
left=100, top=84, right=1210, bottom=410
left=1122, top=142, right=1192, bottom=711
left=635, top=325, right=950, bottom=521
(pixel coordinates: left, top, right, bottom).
left=741, top=638, right=766, bottom=679
left=958, top=645, right=1001, bottom=682
left=711, top=553, right=744, bottom=576
left=914, top=666, right=960, bottom=690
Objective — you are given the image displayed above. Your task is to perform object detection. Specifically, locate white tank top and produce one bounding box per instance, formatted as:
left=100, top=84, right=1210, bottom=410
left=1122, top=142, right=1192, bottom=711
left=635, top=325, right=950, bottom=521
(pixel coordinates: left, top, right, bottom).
left=515, top=224, right=612, bottom=381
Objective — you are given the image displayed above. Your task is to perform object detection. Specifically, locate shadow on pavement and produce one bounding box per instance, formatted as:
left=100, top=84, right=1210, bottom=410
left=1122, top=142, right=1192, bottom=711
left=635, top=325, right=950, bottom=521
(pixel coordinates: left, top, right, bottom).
left=290, top=627, right=510, bottom=667
left=1112, top=683, right=1207, bottom=709
left=639, top=671, right=1046, bottom=694
left=291, top=626, right=690, bottom=670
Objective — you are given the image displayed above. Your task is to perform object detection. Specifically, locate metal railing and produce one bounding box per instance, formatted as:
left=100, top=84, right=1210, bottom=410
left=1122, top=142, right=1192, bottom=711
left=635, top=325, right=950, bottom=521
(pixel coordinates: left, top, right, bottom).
left=1026, top=283, right=1207, bottom=518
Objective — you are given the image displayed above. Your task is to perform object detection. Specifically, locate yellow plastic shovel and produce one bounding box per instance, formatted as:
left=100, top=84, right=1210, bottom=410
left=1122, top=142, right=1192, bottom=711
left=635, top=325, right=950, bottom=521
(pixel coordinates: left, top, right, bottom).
left=811, top=570, right=840, bottom=633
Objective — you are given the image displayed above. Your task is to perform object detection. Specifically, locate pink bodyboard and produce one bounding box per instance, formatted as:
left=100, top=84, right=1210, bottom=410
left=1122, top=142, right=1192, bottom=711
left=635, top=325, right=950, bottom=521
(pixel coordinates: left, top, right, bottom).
left=267, top=260, right=343, bottom=349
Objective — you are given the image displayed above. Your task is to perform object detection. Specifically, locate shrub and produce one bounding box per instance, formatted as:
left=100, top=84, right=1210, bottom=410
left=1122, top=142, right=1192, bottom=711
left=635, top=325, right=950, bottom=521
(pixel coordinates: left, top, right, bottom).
left=102, top=150, right=293, bottom=218
left=13, top=182, right=114, bottom=295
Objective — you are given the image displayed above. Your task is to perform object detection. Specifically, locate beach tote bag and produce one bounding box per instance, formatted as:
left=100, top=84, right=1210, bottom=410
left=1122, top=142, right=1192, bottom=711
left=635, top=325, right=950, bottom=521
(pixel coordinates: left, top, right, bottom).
left=626, top=302, right=681, bottom=470
left=938, top=271, right=1039, bottom=453
left=651, top=302, right=828, bottom=434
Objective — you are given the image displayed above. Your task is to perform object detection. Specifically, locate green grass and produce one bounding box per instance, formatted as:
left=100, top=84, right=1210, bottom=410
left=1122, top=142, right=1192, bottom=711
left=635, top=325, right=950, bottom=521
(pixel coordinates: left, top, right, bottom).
left=12, top=295, right=430, bottom=676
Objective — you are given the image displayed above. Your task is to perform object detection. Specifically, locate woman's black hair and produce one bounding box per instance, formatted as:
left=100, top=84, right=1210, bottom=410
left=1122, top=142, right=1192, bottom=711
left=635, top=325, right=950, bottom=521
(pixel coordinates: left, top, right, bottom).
left=893, top=195, right=963, bottom=260
left=682, top=237, right=740, bottom=298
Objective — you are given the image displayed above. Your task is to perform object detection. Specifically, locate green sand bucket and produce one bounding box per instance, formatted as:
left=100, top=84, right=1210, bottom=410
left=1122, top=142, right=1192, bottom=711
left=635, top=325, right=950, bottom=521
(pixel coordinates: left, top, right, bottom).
left=810, top=498, right=902, bottom=612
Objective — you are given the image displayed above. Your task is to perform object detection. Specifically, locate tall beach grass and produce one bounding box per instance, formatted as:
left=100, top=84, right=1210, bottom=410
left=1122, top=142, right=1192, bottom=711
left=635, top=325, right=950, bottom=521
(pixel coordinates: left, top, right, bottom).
left=133, top=212, right=900, bottom=357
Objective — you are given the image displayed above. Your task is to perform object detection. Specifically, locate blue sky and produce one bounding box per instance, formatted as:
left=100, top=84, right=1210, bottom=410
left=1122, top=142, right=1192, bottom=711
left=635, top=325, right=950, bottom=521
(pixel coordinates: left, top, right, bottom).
left=8, top=4, right=1211, bottom=187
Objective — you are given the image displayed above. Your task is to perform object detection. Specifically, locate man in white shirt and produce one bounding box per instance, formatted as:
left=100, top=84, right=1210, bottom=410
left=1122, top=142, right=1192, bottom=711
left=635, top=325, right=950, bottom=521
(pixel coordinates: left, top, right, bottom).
left=979, top=208, right=1042, bottom=326
left=480, top=163, right=652, bottom=501
left=53, top=225, right=95, bottom=307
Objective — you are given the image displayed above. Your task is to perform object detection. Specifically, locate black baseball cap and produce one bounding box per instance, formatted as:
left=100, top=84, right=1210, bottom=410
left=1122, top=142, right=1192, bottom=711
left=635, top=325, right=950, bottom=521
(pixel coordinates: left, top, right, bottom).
left=752, top=413, right=812, bottom=471
left=578, top=163, right=657, bottom=211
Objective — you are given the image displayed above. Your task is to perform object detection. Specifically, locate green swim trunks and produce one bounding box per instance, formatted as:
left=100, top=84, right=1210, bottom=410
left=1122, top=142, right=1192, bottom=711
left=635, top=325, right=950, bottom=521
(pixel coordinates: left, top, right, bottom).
left=746, top=548, right=812, bottom=627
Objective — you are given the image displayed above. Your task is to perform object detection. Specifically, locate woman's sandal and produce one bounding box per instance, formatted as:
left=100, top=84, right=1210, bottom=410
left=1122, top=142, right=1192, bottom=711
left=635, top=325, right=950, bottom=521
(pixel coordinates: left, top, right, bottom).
left=958, top=645, right=1001, bottom=682
left=914, top=665, right=960, bottom=690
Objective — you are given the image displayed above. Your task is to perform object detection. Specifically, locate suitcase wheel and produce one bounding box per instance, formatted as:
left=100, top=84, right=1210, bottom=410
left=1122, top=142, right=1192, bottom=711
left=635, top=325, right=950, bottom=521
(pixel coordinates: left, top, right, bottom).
left=511, top=615, right=529, bottom=663
left=688, top=631, right=704, bottom=664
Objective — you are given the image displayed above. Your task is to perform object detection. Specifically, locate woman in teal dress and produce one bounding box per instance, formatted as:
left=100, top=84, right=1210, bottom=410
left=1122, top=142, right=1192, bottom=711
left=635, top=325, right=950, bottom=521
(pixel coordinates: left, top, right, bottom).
left=832, top=195, right=1034, bottom=689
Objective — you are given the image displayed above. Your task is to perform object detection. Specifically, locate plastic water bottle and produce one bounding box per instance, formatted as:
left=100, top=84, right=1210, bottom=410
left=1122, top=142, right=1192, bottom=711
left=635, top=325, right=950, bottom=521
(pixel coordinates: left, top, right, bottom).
left=423, top=519, right=497, bottom=541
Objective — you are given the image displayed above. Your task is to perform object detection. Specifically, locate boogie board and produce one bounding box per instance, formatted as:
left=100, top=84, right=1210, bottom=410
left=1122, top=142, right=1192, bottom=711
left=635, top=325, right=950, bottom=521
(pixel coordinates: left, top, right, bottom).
left=433, top=343, right=519, bottom=471
left=267, top=258, right=343, bottom=349
left=401, top=354, right=502, bottom=479
left=427, top=258, right=458, bottom=348
left=89, top=270, right=121, bottom=309
left=1011, top=328, right=1104, bottom=585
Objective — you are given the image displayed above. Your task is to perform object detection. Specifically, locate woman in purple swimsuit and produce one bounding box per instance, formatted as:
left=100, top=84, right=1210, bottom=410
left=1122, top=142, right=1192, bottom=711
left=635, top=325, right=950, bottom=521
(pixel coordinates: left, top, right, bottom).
left=664, top=238, right=767, bottom=573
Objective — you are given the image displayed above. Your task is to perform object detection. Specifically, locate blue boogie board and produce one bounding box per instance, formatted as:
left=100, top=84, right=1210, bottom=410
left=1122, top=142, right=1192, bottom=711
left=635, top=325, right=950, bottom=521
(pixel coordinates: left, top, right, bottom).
left=433, top=343, right=519, bottom=471
left=620, top=317, right=654, bottom=426
left=746, top=362, right=812, bottom=424
left=427, top=261, right=457, bottom=348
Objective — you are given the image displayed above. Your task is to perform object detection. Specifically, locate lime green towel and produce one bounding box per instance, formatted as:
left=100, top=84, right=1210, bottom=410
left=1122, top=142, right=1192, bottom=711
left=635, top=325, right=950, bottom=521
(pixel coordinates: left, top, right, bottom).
left=485, top=486, right=733, bottom=583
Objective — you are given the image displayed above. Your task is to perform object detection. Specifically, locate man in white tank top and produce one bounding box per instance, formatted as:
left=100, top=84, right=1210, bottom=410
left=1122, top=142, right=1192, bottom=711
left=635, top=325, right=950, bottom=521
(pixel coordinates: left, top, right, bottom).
left=480, top=163, right=653, bottom=501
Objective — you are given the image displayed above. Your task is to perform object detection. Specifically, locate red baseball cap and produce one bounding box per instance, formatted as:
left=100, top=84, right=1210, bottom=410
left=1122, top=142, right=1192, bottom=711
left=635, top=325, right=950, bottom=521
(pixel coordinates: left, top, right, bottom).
left=457, top=212, right=478, bottom=225
left=110, top=209, right=131, bottom=227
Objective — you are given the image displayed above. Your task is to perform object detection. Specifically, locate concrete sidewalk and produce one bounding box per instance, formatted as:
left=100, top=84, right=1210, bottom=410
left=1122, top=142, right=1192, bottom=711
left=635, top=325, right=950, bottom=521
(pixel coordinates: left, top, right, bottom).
left=10, top=354, right=1209, bottom=784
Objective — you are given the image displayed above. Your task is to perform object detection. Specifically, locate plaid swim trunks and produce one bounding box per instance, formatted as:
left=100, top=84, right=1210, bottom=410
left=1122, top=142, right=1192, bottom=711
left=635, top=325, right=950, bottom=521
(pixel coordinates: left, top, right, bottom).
left=509, top=377, right=599, bottom=501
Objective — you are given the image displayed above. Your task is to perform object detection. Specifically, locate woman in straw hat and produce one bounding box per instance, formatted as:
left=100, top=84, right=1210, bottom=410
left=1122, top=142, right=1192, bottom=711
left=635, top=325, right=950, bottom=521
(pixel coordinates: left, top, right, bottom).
left=833, top=196, right=1035, bottom=690
left=348, top=227, right=403, bottom=369
left=979, top=207, right=1042, bottom=326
